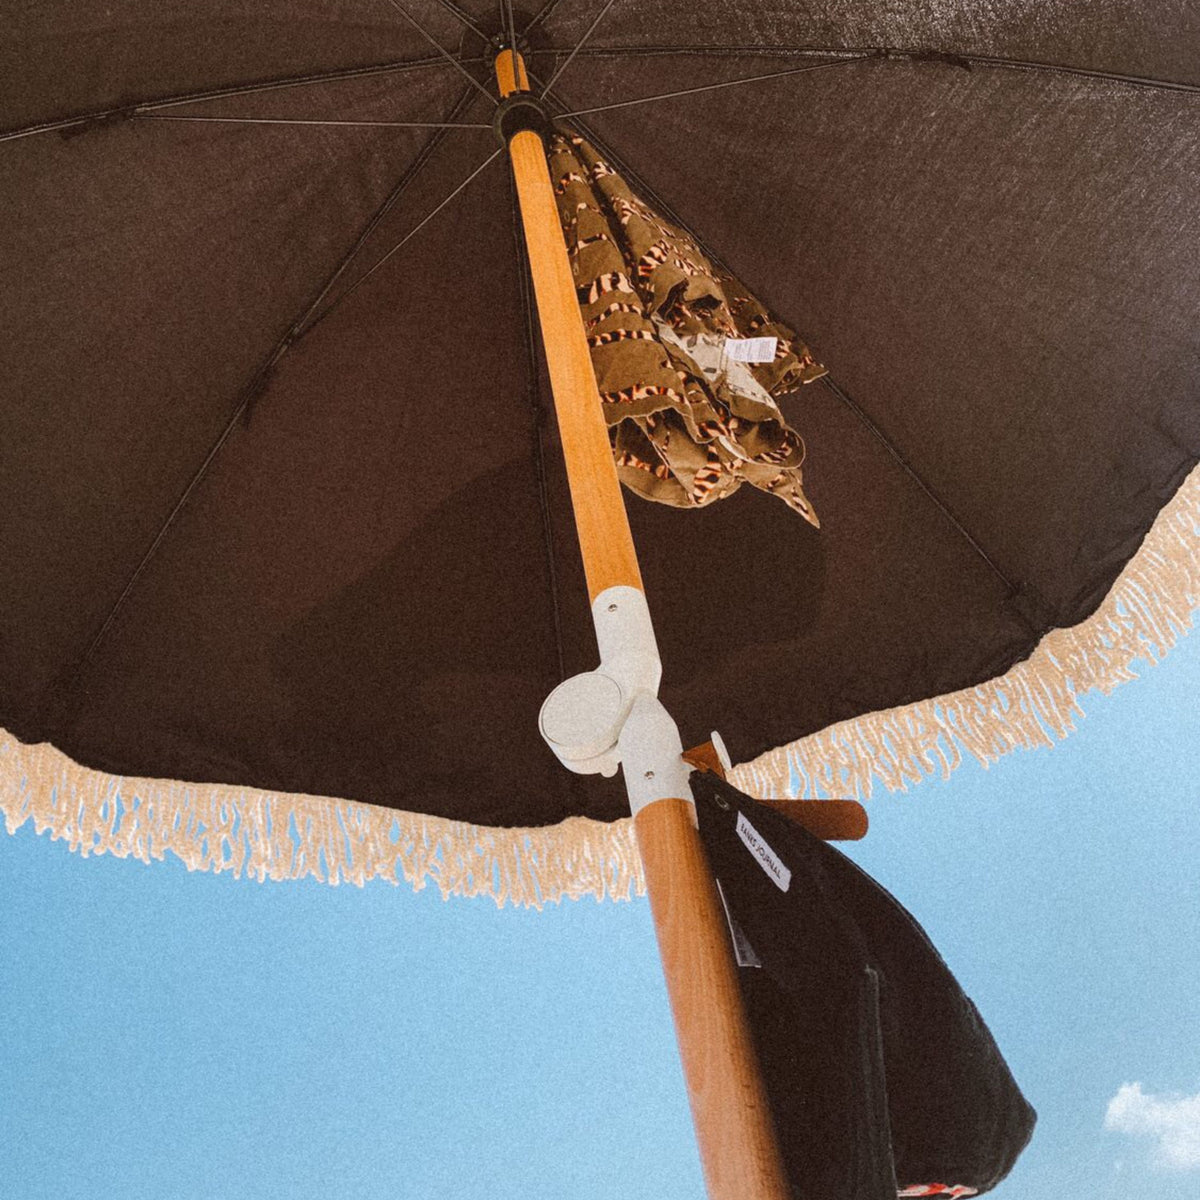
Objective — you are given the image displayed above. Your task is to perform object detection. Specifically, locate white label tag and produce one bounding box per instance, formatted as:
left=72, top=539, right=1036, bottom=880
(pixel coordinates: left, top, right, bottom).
left=735, top=812, right=791, bottom=892
left=723, top=336, right=777, bottom=363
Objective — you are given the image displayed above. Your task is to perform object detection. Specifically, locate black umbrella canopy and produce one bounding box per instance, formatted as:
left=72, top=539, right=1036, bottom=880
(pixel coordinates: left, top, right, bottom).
left=2, top=2, right=1198, bottom=887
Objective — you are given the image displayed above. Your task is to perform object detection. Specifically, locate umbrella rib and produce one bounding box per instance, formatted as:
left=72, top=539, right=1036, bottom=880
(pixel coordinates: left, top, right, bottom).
left=534, top=71, right=1021, bottom=597
left=546, top=43, right=858, bottom=59
left=555, top=56, right=877, bottom=116
left=507, top=158, right=568, bottom=681
left=0, top=55, right=481, bottom=145
left=926, top=49, right=1200, bottom=94
left=818, top=376, right=1017, bottom=593
left=5, top=42, right=1191, bottom=147
left=64, top=88, right=487, bottom=686
left=135, top=114, right=492, bottom=129
left=376, top=0, right=498, bottom=106
left=537, top=42, right=1200, bottom=95
left=432, top=0, right=490, bottom=41
left=539, top=0, right=621, bottom=97
left=504, top=0, right=518, bottom=61
left=533, top=68, right=747, bottom=271
left=298, top=147, right=503, bottom=335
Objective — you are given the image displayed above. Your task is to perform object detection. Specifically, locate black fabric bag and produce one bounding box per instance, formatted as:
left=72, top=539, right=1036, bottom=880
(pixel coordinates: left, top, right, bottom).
left=692, top=772, right=1036, bottom=1199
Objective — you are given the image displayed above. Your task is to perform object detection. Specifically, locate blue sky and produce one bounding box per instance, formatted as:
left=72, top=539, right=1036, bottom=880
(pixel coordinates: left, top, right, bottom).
left=2, top=631, right=1198, bottom=1199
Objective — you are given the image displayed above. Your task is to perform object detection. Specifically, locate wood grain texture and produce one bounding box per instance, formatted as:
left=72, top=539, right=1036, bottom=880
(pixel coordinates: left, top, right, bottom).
left=635, top=797, right=791, bottom=1200
left=684, top=741, right=868, bottom=839
left=498, top=52, right=642, bottom=601
left=757, top=797, right=868, bottom=841
left=495, top=48, right=528, bottom=95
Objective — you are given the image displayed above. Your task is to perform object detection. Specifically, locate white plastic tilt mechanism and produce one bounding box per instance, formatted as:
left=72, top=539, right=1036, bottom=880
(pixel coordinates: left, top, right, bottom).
left=618, top=692, right=694, bottom=815
left=538, top=670, right=626, bottom=776
left=538, top=586, right=664, bottom=778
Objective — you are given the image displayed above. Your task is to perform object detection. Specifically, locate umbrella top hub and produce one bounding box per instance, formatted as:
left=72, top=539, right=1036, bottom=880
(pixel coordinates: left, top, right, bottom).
left=487, top=27, right=534, bottom=62
left=456, top=6, right=546, bottom=71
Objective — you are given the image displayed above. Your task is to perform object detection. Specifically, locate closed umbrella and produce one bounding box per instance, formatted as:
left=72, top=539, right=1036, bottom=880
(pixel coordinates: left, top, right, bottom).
left=2, top=2, right=1197, bottom=1195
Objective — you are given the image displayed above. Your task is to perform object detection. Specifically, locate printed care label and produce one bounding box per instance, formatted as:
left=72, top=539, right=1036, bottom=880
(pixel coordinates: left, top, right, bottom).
left=723, top=336, right=778, bottom=364
left=735, top=811, right=791, bottom=892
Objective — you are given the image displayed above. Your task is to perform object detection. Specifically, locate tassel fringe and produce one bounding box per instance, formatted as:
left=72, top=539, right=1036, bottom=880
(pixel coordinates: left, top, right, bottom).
left=3, top=465, right=1198, bottom=906
left=0, top=741, right=645, bottom=909
left=733, top=463, right=1200, bottom=802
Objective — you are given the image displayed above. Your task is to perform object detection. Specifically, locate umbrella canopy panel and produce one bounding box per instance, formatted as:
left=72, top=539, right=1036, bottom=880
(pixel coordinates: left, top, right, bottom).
left=2, top=1, right=1198, bottom=831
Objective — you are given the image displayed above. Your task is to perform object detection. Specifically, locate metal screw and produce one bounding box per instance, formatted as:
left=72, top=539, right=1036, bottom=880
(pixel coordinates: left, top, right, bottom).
left=644, top=770, right=655, bottom=780
left=607, top=603, right=617, bottom=612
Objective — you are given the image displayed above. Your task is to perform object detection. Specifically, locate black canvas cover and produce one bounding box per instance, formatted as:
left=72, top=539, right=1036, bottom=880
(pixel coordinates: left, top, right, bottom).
left=2, top=2, right=1198, bottom=827
left=692, top=771, right=1036, bottom=1198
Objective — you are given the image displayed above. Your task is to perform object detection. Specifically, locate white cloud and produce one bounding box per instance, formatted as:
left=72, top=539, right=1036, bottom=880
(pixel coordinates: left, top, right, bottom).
left=1104, top=1082, right=1200, bottom=1170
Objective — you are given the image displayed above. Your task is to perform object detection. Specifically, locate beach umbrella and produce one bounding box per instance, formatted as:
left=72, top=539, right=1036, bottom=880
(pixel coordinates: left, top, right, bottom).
left=2, top=1, right=1197, bottom=1196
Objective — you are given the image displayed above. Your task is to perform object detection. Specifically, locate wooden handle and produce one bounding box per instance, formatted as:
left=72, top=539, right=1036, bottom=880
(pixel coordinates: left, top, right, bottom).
left=756, top=797, right=868, bottom=841
left=498, top=52, right=642, bottom=602
left=684, top=742, right=869, bottom=840
left=636, top=798, right=791, bottom=1200
left=495, top=47, right=529, bottom=94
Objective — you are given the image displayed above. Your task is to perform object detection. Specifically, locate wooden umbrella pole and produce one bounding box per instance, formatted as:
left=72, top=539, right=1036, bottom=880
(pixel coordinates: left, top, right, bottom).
left=496, top=50, right=790, bottom=1200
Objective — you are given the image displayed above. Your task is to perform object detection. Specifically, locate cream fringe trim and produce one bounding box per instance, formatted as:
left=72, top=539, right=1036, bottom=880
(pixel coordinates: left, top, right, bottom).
left=3, top=464, right=1198, bottom=907
left=0, top=741, right=646, bottom=909
left=734, top=462, right=1200, bottom=801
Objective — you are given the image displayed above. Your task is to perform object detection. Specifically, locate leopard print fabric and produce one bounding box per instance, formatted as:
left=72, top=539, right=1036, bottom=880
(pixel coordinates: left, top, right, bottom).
left=549, top=131, right=827, bottom=526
